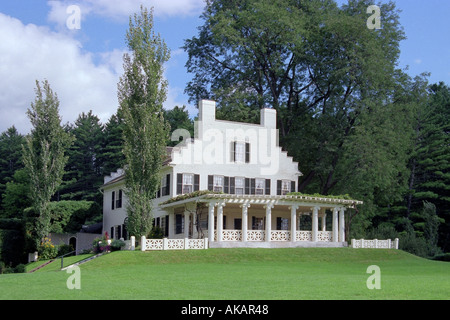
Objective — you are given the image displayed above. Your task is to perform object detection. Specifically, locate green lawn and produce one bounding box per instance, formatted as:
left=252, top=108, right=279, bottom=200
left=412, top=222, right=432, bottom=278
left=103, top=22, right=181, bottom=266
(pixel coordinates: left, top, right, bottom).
left=1, top=248, right=449, bottom=300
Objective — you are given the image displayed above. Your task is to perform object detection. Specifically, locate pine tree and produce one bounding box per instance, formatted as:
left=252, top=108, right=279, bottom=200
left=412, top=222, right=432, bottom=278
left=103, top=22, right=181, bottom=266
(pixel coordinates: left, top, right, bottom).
left=118, top=6, right=170, bottom=237
left=0, top=126, right=25, bottom=209
left=61, top=111, right=104, bottom=202
left=101, top=111, right=125, bottom=176
left=22, top=80, right=74, bottom=247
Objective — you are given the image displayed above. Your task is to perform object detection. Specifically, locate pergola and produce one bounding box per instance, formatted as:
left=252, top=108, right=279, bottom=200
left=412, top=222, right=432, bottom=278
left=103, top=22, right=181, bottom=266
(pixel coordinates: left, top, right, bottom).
left=160, top=193, right=363, bottom=248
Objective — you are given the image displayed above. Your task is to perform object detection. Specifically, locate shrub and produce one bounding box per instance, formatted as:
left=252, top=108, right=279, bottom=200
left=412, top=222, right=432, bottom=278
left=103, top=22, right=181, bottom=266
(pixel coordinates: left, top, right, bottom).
left=92, top=232, right=111, bottom=254
left=57, top=244, right=74, bottom=257
left=111, top=239, right=125, bottom=251
left=38, top=237, right=58, bottom=260
left=149, top=226, right=164, bottom=239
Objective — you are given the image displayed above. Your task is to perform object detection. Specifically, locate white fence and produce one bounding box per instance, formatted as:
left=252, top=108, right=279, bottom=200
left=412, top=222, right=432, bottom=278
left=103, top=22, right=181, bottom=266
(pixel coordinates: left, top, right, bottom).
left=216, top=230, right=333, bottom=242
left=351, top=238, right=399, bottom=249
left=140, top=236, right=208, bottom=251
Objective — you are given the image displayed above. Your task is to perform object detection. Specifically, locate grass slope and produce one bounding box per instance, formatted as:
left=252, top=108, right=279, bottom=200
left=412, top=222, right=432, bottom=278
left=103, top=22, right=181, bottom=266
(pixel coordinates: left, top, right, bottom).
left=1, top=248, right=449, bottom=300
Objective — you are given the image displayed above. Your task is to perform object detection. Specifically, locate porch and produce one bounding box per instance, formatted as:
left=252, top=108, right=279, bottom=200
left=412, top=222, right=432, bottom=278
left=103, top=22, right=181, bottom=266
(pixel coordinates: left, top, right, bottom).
left=160, top=193, right=363, bottom=248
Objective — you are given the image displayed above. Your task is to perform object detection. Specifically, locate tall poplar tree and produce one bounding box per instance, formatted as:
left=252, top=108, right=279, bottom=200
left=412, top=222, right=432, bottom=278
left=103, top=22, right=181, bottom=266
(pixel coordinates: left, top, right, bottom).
left=22, top=80, right=74, bottom=247
left=118, top=6, right=170, bottom=237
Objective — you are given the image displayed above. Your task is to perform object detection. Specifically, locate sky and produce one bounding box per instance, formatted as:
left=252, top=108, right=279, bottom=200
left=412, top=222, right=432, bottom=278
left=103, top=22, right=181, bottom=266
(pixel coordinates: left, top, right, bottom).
left=0, top=0, right=448, bottom=134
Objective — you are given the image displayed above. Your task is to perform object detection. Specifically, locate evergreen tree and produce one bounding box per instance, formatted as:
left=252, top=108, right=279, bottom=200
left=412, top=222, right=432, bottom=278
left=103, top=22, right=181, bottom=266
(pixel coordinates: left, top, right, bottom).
left=408, top=82, right=450, bottom=251
left=0, top=126, right=25, bottom=209
left=118, top=6, right=170, bottom=237
left=22, top=80, right=74, bottom=248
left=61, top=111, right=104, bottom=202
left=101, top=111, right=125, bottom=176
left=164, top=106, right=194, bottom=146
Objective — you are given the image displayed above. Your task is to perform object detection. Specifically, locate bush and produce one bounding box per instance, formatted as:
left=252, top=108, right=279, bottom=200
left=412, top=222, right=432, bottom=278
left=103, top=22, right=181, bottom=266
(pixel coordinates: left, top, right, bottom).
left=57, top=244, right=74, bottom=257
left=92, top=232, right=111, bottom=254
left=431, top=253, right=450, bottom=262
left=110, top=239, right=125, bottom=251
left=14, top=264, right=26, bottom=273
left=38, top=237, right=58, bottom=260
left=149, top=226, right=164, bottom=239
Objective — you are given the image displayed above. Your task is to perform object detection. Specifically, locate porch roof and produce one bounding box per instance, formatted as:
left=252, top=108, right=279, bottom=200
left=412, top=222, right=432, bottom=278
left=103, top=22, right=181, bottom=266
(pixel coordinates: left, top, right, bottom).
left=159, top=192, right=363, bottom=209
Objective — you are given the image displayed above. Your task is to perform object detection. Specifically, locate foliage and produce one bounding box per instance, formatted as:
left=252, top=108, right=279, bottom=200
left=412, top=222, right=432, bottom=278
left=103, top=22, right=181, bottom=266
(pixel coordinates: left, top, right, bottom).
left=38, top=236, right=58, bottom=260
left=0, top=126, right=25, bottom=209
left=93, top=232, right=111, bottom=254
left=118, top=6, right=170, bottom=237
left=47, top=200, right=101, bottom=234
left=60, top=111, right=105, bottom=203
left=21, top=80, right=74, bottom=248
left=164, top=106, right=195, bottom=147
left=110, top=239, right=126, bottom=251
left=148, top=226, right=164, bottom=239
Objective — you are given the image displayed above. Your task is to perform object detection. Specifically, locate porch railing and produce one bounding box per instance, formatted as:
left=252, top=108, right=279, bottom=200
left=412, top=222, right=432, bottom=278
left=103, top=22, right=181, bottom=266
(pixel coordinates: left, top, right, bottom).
left=215, top=230, right=333, bottom=242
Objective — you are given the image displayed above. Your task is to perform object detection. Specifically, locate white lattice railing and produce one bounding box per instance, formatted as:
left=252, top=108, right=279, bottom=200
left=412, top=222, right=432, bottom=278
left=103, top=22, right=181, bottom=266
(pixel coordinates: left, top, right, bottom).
left=351, top=238, right=399, bottom=249
left=141, top=237, right=208, bottom=251
left=317, top=231, right=333, bottom=242
left=211, top=230, right=336, bottom=242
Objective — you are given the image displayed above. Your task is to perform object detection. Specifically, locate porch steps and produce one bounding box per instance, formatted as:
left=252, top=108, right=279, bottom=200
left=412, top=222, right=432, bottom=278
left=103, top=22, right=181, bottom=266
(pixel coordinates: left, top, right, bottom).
left=28, top=259, right=55, bottom=273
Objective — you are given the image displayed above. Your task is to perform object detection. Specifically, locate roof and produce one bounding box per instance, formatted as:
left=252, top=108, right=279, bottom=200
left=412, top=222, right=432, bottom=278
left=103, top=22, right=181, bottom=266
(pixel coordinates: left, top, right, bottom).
left=159, top=192, right=363, bottom=209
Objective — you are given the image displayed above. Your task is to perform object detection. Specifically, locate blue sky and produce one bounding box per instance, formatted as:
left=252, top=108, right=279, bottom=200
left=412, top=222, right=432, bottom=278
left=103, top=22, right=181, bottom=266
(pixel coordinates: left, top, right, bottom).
left=0, top=0, right=448, bottom=133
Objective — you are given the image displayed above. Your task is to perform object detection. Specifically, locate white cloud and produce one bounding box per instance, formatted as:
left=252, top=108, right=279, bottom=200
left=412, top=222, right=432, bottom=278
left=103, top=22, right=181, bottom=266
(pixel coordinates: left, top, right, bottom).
left=414, top=58, right=422, bottom=65
left=47, top=0, right=206, bottom=26
left=0, top=13, right=122, bottom=133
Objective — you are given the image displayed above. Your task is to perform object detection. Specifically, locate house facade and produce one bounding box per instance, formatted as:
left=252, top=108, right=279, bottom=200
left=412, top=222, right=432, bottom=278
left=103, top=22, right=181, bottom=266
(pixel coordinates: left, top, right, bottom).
left=102, top=100, right=362, bottom=248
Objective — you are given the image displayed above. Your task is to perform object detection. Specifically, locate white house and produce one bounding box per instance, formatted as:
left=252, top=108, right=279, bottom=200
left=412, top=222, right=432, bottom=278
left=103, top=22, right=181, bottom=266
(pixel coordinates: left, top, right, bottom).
left=101, top=100, right=362, bottom=248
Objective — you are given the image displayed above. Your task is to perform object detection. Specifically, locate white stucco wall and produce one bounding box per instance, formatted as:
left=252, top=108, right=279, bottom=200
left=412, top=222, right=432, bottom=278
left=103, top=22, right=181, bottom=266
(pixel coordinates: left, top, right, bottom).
left=102, top=100, right=302, bottom=238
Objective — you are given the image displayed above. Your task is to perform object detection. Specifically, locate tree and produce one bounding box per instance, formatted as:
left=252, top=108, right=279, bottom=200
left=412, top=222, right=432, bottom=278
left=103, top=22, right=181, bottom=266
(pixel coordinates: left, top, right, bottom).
left=0, top=126, right=25, bottom=209
left=118, top=6, right=170, bottom=237
left=61, top=111, right=104, bottom=202
left=407, top=82, right=450, bottom=251
left=164, top=106, right=194, bottom=146
left=101, top=111, right=126, bottom=176
left=184, top=0, right=406, bottom=197
left=22, top=80, right=74, bottom=248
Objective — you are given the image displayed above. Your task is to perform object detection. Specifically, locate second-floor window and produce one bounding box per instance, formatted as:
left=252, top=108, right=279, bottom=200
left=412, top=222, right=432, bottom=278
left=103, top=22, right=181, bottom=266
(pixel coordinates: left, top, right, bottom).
left=213, top=175, right=224, bottom=192
left=177, top=173, right=200, bottom=195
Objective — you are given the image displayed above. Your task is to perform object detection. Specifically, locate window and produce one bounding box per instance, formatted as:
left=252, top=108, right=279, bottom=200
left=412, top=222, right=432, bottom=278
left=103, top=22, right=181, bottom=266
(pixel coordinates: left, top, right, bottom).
left=277, top=180, right=295, bottom=195
left=235, top=177, right=244, bottom=195
left=281, top=180, right=290, bottom=195
left=161, top=174, right=170, bottom=196
left=111, top=191, right=115, bottom=210
left=213, top=175, right=224, bottom=192
left=175, top=214, right=184, bottom=234
left=255, top=178, right=265, bottom=195
left=277, top=217, right=289, bottom=230
left=116, top=189, right=122, bottom=209
left=252, top=217, right=264, bottom=230
left=177, top=173, right=199, bottom=195
left=232, top=142, right=250, bottom=163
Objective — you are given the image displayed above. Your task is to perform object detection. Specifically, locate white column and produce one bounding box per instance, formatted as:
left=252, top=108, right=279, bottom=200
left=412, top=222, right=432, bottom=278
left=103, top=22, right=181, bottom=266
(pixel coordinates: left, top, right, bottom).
left=311, top=207, right=320, bottom=242
left=184, top=211, right=190, bottom=239
left=208, top=202, right=216, bottom=243
left=339, top=207, right=346, bottom=242
left=321, top=213, right=327, bottom=231
left=290, top=205, right=299, bottom=242
left=332, top=207, right=339, bottom=242
left=217, top=202, right=225, bottom=242
left=264, top=204, right=274, bottom=242
left=240, top=202, right=250, bottom=242
left=168, top=210, right=175, bottom=238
